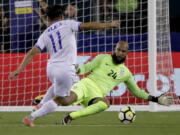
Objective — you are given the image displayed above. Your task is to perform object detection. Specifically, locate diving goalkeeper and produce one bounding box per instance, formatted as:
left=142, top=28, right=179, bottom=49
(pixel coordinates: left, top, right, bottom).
left=28, top=41, right=173, bottom=126
left=61, top=40, right=173, bottom=124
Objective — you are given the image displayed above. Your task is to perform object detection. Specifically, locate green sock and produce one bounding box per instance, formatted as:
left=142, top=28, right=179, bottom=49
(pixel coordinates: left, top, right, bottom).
left=70, top=101, right=108, bottom=119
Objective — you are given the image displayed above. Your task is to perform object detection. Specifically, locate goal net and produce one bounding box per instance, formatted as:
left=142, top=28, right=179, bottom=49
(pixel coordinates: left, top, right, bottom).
left=0, top=0, right=179, bottom=111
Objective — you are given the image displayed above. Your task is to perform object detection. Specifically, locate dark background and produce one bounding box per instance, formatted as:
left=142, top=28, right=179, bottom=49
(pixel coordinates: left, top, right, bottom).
left=169, top=0, right=180, bottom=32
left=1, top=0, right=180, bottom=32
left=1, top=0, right=180, bottom=52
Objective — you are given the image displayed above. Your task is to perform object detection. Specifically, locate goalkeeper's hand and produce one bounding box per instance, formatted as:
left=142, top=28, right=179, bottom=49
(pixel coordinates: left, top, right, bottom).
left=157, top=95, right=173, bottom=106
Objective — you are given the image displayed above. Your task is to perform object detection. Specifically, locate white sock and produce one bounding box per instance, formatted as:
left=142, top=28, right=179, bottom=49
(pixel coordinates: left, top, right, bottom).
left=40, top=85, right=54, bottom=104
left=31, top=100, right=58, bottom=120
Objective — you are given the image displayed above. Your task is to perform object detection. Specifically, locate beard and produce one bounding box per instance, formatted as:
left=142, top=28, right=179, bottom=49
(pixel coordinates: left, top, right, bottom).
left=112, top=53, right=126, bottom=64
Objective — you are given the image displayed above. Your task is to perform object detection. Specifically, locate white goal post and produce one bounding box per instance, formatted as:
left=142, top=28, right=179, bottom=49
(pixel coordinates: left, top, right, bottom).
left=148, top=0, right=180, bottom=111
left=0, top=0, right=179, bottom=112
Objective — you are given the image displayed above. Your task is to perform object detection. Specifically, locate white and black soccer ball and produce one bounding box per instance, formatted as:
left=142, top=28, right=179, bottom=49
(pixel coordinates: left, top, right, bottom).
left=118, top=106, right=136, bottom=124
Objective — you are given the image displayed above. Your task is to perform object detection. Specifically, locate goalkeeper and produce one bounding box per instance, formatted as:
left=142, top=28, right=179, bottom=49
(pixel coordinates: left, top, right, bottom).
left=61, top=40, right=173, bottom=124
left=34, top=41, right=173, bottom=125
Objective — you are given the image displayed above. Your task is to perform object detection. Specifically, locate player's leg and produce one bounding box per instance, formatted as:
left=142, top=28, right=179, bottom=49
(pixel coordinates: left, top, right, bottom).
left=62, top=79, right=109, bottom=124
left=71, top=98, right=109, bottom=119
left=22, top=63, right=76, bottom=126
left=40, top=84, right=55, bottom=104
left=28, top=80, right=83, bottom=126
left=53, top=91, right=77, bottom=105
left=61, top=80, right=88, bottom=125
left=29, top=92, right=77, bottom=123
left=54, top=80, right=85, bottom=106
left=31, top=65, right=76, bottom=118
left=62, top=97, right=109, bottom=125
left=32, top=84, right=55, bottom=111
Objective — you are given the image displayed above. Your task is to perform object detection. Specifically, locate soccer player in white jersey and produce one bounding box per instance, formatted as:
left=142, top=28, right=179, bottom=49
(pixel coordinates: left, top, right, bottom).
left=9, top=5, right=120, bottom=127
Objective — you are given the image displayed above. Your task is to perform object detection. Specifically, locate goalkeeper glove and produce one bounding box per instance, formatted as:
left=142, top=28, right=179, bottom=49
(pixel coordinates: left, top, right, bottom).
left=148, top=94, right=173, bottom=106
left=157, top=94, right=173, bottom=106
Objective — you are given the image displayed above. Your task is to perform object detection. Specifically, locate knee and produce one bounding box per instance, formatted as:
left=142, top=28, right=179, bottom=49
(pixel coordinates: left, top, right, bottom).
left=61, top=99, right=71, bottom=106
left=53, top=97, right=71, bottom=106
left=98, top=101, right=109, bottom=111
left=53, top=92, right=77, bottom=106
left=53, top=94, right=77, bottom=106
left=92, top=97, right=110, bottom=108
left=103, top=98, right=110, bottom=108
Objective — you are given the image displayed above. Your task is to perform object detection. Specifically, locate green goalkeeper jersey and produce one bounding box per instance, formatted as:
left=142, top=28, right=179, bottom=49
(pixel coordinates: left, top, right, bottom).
left=78, top=54, right=149, bottom=100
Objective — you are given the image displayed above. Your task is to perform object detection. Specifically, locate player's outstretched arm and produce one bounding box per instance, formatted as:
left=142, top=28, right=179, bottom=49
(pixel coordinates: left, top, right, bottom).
left=148, top=94, right=173, bottom=106
left=76, top=54, right=106, bottom=75
left=125, top=74, right=173, bottom=106
left=8, top=47, right=40, bottom=79
left=79, top=20, right=121, bottom=30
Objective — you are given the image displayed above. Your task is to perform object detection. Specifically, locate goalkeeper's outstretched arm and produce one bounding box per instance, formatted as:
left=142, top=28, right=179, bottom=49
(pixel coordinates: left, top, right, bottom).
left=77, top=54, right=106, bottom=75
left=125, top=75, right=173, bottom=106
left=148, top=94, right=173, bottom=106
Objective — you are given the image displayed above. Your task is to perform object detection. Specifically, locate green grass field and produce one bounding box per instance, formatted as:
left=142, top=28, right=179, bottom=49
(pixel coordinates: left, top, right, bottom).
left=0, top=111, right=180, bottom=135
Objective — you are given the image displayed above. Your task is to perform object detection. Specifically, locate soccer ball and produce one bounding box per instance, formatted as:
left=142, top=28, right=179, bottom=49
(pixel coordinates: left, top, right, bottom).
left=118, top=106, right=136, bottom=124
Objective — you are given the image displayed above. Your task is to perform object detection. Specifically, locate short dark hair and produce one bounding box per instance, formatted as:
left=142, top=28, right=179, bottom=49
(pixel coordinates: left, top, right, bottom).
left=46, top=5, right=65, bottom=20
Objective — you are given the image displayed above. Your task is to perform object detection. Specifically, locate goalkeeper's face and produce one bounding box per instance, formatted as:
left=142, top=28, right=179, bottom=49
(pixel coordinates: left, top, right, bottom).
left=113, top=41, right=128, bottom=64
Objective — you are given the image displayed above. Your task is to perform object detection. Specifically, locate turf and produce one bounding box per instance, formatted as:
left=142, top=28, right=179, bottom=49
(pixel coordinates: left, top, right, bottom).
left=0, top=111, right=180, bottom=135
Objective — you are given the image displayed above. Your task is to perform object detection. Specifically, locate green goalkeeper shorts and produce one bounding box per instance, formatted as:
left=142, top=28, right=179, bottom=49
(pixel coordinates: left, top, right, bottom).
left=71, top=78, right=104, bottom=107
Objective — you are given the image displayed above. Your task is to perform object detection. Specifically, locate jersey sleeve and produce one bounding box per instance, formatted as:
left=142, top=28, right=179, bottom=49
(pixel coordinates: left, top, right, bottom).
left=66, top=20, right=81, bottom=32
left=78, top=54, right=106, bottom=75
left=34, top=32, right=47, bottom=51
left=125, top=72, right=149, bottom=100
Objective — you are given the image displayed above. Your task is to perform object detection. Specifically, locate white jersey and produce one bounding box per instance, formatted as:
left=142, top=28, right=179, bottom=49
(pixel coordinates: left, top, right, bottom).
left=35, top=20, right=81, bottom=65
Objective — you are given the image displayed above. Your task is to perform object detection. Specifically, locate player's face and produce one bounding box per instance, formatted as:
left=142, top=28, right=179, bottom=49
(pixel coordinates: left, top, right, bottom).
left=115, top=43, right=128, bottom=61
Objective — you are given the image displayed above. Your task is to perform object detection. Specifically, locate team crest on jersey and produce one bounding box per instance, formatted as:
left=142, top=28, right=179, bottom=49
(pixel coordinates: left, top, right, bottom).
left=119, top=70, right=125, bottom=76
left=71, top=84, right=78, bottom=90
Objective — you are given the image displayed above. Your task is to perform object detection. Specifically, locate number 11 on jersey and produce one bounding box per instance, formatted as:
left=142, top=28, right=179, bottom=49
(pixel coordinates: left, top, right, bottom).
left=49, top=31, right=62, bottom=53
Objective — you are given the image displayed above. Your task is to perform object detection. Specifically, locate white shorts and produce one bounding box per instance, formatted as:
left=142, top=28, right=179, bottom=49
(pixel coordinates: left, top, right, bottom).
left=47, top=62, right=78, bottom=97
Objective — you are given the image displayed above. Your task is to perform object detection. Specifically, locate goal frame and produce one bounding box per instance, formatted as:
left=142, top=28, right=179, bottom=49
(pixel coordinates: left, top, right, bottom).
left=1, top=0, right=179, bottom=112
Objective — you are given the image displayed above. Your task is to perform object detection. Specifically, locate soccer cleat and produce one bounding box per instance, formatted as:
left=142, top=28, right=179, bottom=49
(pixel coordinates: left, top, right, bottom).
left=61, top=114, right=73, bottom=125
left=32, top=104, right=42, bottom=112
left=22, top=116, right=35, bottom=127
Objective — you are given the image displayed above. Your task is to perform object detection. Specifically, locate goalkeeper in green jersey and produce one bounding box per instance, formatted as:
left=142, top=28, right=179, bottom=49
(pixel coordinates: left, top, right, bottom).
left=32, top=41, right=173, bottom=126
left=60, top=40, right=173, bottom=125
